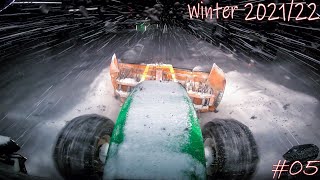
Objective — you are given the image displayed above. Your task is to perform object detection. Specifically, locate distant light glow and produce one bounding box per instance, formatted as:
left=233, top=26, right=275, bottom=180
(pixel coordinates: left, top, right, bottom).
left=13, top=1, right=62, bottom=4
left=69, top=7, right=98, bottom=12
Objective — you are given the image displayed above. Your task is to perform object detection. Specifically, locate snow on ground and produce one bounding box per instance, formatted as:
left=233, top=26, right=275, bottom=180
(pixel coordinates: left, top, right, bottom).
left=118, top=78, right=139, bottom=85
left=56, top=67, right=121, bottom=123
left=0, top=135, right=10, bottom=145
left=17, top=67, right=121, bottom=178
left=199, top=70, right=319, bottom=178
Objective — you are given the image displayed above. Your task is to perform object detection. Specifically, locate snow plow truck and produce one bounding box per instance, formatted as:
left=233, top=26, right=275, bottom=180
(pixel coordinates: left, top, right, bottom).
left=1, top=54, right=260, bottom=180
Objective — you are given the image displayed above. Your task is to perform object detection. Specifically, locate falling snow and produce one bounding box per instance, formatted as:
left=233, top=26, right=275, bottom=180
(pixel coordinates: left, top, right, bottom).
left=0, top=0, right=319, bottom=179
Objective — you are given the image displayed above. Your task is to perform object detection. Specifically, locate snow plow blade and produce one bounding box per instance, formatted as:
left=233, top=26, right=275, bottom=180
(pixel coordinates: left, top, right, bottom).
left=110, top=54, right=226, bottom=112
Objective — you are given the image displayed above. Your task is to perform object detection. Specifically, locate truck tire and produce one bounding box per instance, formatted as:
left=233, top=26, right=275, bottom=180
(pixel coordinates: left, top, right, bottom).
left=53, top=114, right=114, bottom=180
left=202, top=119, right=259, bottom=180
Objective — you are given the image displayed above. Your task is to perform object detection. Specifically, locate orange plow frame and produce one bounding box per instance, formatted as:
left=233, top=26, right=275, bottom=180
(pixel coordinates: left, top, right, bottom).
left=110, top=54, right=226, bottom=112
